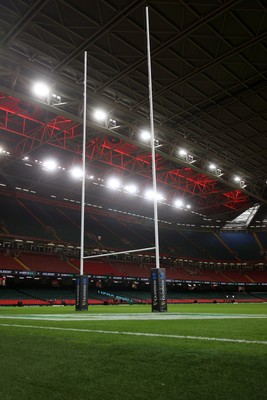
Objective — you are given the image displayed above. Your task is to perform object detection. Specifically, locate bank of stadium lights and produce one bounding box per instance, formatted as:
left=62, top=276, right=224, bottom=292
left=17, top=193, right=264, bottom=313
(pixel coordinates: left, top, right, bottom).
left=42, top=159, right=58, bottom=171
left=209, top=163, right=216, bottom=171
left=21, top=156, right=58, bottom=170
left=92, top=109, right=118, bottom=129
left=174, top=199, right=191, bottom=210
left=107, top=177, right=121, bottom=190
left=140, top=130, right=151, bottom=142
left=70, top=167, right=84, bottom=179
left=0, top=147, right=10, bottom=155
left=93, top=109, right=107, bottom=123
left=208, top=163, right=223, bottom=177
left=32, top=82, right=50, bottom=99
left=144, top=189, right=165, bottom=202
left=234, top=175, right=246, bottom=188
left=174, top=199, right=184, bottom=208
left=32, top=81, right=61, bottom=104
left=179, top=149, right=187, bottom=157
left=170, top=146, right=248, bottom=190
left=124, top=184, right=138, bottom=194
left=18, top=154, right=197, bottom=212
left=105, top=179, right=139, bottom=195
left=140, top=130, right=161, bottom=148
left=178, top=149, right=195, bottom=164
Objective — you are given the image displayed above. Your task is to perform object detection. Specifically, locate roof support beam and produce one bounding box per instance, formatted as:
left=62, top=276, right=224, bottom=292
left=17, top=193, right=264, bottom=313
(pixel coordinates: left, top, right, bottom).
left=1, top=0, right=50, bottom=45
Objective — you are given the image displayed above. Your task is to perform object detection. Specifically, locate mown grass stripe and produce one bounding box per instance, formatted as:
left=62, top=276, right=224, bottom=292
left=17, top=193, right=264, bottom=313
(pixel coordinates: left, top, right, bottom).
left=1, top=323, right=267, bottom=345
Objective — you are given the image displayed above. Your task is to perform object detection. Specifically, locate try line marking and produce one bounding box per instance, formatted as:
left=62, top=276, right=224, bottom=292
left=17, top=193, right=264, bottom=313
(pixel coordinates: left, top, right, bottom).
left=0, top=323, right=267, bottom=345
left=0, top=313, right=267, bottom=321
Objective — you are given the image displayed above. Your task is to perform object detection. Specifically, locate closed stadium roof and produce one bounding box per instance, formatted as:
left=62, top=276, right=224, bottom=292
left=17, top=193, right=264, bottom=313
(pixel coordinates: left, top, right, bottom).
left=0, top=0, right=266, bottom=228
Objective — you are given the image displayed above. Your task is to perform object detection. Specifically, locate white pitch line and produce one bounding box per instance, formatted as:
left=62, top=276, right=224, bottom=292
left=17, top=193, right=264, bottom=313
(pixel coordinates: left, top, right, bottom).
left=0, top=313, right=267, bottom=321
left=0, top=323, right=267, bottom=345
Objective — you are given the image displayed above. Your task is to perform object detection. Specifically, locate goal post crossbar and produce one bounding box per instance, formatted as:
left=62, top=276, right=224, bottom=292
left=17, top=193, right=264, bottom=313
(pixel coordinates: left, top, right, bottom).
left=83, top=246, right=156, bottom=260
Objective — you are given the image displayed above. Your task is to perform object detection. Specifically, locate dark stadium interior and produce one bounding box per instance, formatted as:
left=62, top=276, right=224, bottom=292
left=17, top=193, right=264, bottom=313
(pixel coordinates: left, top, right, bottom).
left=0, top=0, right=266, bottom=304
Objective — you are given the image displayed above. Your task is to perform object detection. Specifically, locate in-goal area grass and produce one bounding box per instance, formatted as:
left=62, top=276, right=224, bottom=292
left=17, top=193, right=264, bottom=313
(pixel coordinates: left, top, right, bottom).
left=0, top=303, right=267, bottom=400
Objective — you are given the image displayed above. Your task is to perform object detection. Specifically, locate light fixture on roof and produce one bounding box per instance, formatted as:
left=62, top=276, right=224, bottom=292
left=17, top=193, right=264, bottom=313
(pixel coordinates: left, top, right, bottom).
left=124, top=184, right=138, bottom=194
left=234, top=175, right=246, bottom=188
left=70, top=167, right=84, bottom=179
left=140, top=130, right=162, bottom=149
left=140, top=130, right=151, bottom=142
left=0, top=147, right=9, bottom=155
left=93, top=109, right=108, bottom=123
left=178, top=149, right=195, bottom=164
left=32, top=82, right=50, bottom=99
left=42, top=159, right=57, bottom=171
left=107, top=177, right=121, bottom=190
left=209, top=163, right=216, bottom=171
left=209, top=163, right=223, bottom=177
left=179, top=149, right=187, bottom=157
left=145, top=189, right=164, bottom=202
left=174, top=199, right=184, bottom=208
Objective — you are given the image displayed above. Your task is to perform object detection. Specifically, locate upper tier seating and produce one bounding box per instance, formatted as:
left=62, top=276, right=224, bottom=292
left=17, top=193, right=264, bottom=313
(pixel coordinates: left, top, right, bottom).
left=0, top=195, right=52, bottom=240
left=18, top=253, right=77, bottom=273
left=245, top=270, right=267, bottom=283
left=0, top=192, right=266, bottom=264
left=181, top=231, right=233, bottom=260
left=219, top=232, right=261, bottom=260
left=20, top=199, right=81, bottom=244
left=1, top=249, right=267, bottom=284
left=0, top=251, right=22, bottom=270
left=70, top=258, right=120, bottom=276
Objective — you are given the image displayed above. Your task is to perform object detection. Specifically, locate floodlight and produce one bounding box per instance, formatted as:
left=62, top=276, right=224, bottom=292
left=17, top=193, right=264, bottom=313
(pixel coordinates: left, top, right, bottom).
left=156, top=192, right=164, bottom=201
left=144, top=189, right=154, bottom=200
left=234, top=175, right=246, bottom=188
left=70, top=167, right=83, bottom=179
left=145, top=189, right=164, bottom=201
left=107, top=177, right=121, bottom=189
left=93, top=109, right=107, bottom=122
left=32, top=82, right=50, bottom=98
left=140, top=130, right=151, bottom=141
left=179, top=149, right=187, bottom=156
left=174, top=199, right=184, bottom=208
left=209, top=163, right=216, bottom=170
left=42, top=159, right=57, bottom=171
left=124, top=184, right=137, bottom=194
left=186, top=204, right=191, bottom=209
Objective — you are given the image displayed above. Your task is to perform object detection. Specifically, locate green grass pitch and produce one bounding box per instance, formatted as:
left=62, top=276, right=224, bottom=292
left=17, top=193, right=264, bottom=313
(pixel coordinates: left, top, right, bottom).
left=0, top=303, right=267, bottom=400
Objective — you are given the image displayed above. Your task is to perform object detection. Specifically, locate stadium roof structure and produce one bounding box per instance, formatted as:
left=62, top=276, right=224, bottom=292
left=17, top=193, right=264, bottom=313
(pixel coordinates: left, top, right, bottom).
left=0, top=0, right=266, bottom=228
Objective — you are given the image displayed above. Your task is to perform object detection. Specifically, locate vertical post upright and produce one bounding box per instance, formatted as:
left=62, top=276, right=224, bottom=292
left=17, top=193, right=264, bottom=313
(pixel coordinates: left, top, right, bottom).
left=146, top=7, right=167, bottom=311
left=76, top=51, right=88, bottom=311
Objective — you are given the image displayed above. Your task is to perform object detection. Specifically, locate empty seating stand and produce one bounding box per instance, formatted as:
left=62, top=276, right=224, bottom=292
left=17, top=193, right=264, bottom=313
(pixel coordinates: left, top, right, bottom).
left=18, top=252, right=77, bottom=273
left=0, top=251, right=22, bottom=271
